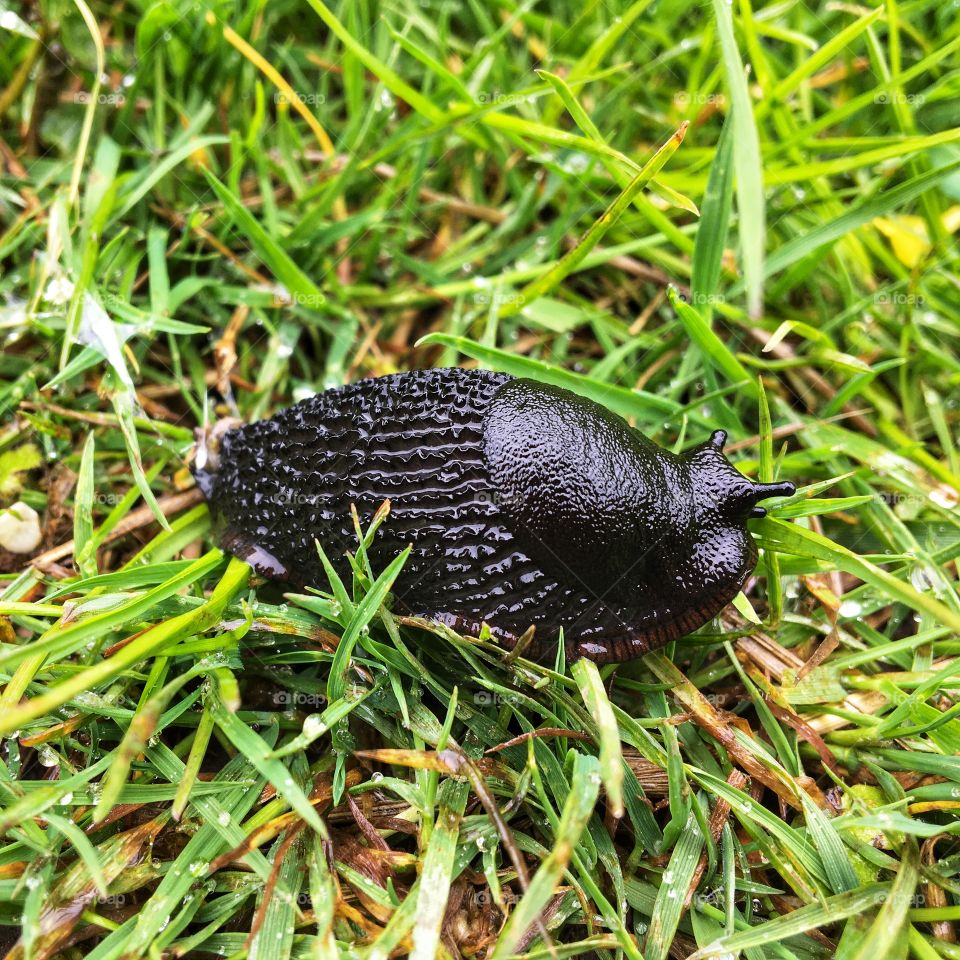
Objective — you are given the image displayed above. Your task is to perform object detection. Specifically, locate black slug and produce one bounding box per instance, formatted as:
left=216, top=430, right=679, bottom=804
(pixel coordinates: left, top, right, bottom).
left=192, top=368, right=794, bottom=663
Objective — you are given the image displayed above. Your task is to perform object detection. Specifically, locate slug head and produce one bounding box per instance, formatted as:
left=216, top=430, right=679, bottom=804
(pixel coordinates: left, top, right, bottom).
left=690, top=430, right=795, bottom=521
left=671, top=429, right=795, bottom=604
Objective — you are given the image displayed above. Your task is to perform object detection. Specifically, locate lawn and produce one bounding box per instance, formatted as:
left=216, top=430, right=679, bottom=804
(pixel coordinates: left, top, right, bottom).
left=1, top=1, right=960, bottom=958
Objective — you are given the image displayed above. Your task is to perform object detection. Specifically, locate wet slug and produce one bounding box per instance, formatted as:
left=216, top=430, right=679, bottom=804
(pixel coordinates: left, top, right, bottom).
left=192, top=368, right=794, bottom=663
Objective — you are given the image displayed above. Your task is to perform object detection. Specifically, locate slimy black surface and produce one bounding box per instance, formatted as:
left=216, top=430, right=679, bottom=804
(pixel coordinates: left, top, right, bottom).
left=193, top=368, right=794, bottom=663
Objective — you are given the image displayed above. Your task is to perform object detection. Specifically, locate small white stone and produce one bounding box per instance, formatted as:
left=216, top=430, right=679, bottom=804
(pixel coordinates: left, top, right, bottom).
left=0, top=502, right=42, bottom=553
left=44, top=275, right=75, bottom=305
left=302, top=714, right=327, bottom=739
left=838, top=599, right=862, bottom=618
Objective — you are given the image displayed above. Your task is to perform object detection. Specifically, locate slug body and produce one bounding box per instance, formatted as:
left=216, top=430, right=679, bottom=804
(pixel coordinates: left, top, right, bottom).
left=193, top=369, right=793, bottom=663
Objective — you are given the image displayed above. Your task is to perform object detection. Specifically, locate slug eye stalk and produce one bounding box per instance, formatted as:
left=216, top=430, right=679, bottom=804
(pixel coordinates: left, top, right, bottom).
left=706, top=431, right=795, bottom=519
left=747, top=480, right=796, bottom=519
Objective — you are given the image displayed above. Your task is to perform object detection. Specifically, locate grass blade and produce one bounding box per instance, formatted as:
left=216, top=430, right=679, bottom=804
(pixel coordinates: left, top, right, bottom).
left=712, top=0, right=765, bottom=317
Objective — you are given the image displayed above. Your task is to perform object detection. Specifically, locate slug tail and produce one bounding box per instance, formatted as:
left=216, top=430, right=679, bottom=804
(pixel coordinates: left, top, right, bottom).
left=217, top=525, right=291, bottom=580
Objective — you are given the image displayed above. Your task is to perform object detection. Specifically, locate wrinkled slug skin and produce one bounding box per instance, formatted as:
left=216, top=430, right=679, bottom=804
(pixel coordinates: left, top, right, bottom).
left=193, top=368, right=793, bottom=663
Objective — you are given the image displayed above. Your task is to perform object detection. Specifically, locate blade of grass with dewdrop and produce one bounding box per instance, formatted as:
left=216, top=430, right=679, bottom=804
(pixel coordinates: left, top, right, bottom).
left=850, top=838, right=919, bottom=960
left=541, top=0, right=653, bottom=126
left=21, top=818, right=166, bottom=956
left=538, top=69, right=698, bottom=216
left=410, top=779, right=470, bottom=960
left=206, top=12, right=335, bottom=159
left=773, top=496, right=874, bottom=519
left=112, top=134, right=227, bottom=220
left=645, top=810, right=704, bottom=960
left=147, top=743, right=271, bottom=879
left=687, top=882, right=892, bottom=958
left=0, top=554, right=248, bottom=737
left=250, top=829, right=307, bottom=960
left=687, top=768, right=823, bottom=879
left=0, top=755, right=112, bottom=836
left=387, top=27, right=474, bottom=103
left=0, top=548, right=224, bottom=674
left=309, top=538, right=355, bottom=622
left=0, top=601, right=62, bottom=617
left=308, top=833, right=339, bottom=960
left=326, top=547, right=411, bottom=703
left=268, top=683, right=375, bottom=758
left=379, top=109, right=638, bottom=177
left=801, top=417, right=960, bottom=494
left=73, top=431, right=97, bottom=578
left=491, top=753, right=601, bottom=960
left=352, top=228, right=686, bottom=310
left=766, top=129, right=960, bottom=186
left=38, top=811, right=110, bottom=898
left=305, top=0, right=445, bottom=124
left=112, top=386, right=170, bottom=531
left=207, top=677, right=328, bottom=838
left=325, top=547, right=411, bottom=801
left=121, top=504, right=211, bottom=568
left=667, top=287, right=757, bottom=400
left=723, top=644, right=795, bottom=776
left=768, top=7, right=885, bottom=106
left=44, top=560, right=196, bottom=599
left=93, top=668, right=208, bottom=823
left=102, top=750, right=273, bottom=957
left=572, top=658, right=624, bottom=818
left=172, top=705, right=215, bottom=821
left=67, top=0, right=104, bottom=209
left=712, top=0, right=765, bottom=318
left=203, top=170, right=328, bottom=311
left=691, top=116, right=735, bottom=307
left=147, top=225, right=170, bottom=317
left=775, top=35, right=960, bottom=151
left=497, top=122, right=688, bottom=318
left=755, top=518, right=960, bottom=633
left=755, top=159, right=960, bottom=283
left=366, top=880, right=423, bottom=960
left=757, top=377, right=784, bottom=624
left=798, top=792, right=859, bottom=895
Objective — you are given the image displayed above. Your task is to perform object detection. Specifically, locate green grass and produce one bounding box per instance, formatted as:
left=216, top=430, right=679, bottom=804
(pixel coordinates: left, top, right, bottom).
left=2, top=1, right=960, bottom=958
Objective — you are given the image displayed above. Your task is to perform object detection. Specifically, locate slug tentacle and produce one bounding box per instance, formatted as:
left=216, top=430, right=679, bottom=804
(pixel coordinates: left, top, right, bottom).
left=750, top=480, right=796, bottom=500
left=192, top=367, right=795, bottom=664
